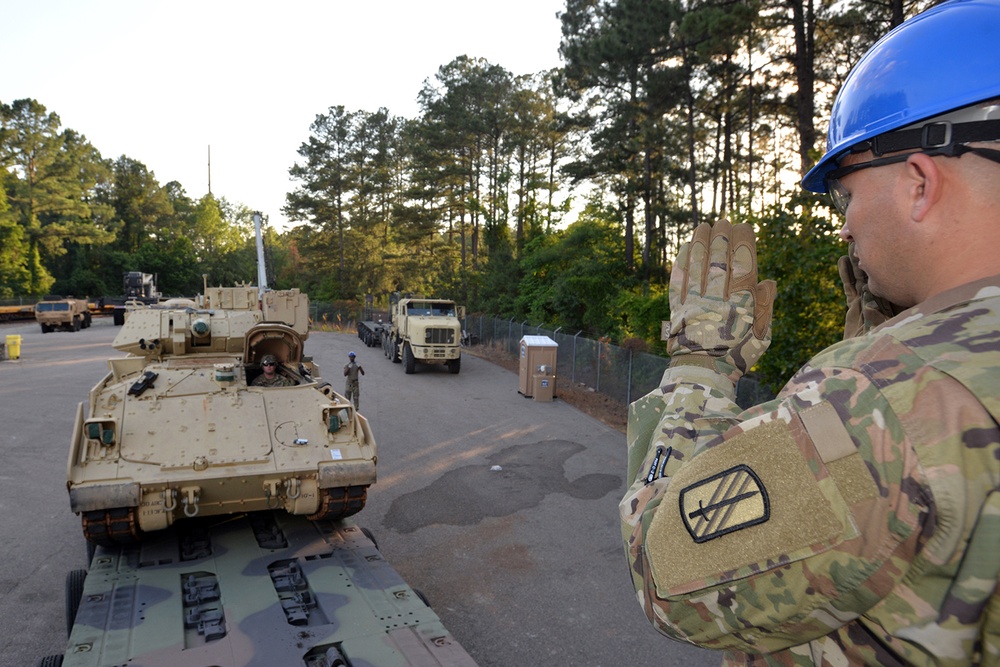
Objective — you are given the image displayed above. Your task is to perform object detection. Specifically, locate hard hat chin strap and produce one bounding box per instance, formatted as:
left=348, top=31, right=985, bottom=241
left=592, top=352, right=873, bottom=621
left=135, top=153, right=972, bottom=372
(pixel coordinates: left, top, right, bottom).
left=863, top=119, right=1000, bottom=156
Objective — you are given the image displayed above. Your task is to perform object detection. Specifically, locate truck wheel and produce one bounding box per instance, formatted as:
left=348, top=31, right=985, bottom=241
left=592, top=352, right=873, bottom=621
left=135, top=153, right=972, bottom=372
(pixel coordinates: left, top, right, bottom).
left=449, top=357, right=461, bottom=374
left=83, top=312, right=92, bottom=328
left=36, top=656, right=64, bottom=667
left=40, top=323, right=49, bottom=334
left=391, top=338, right=401, bottom=363
left=72, top=317, right=81, bottom=332
left=113, top=309, right=125, bottom=326
left=65, top=568, right=87, bottom=636
left=403, top=343, right=415, bottom=374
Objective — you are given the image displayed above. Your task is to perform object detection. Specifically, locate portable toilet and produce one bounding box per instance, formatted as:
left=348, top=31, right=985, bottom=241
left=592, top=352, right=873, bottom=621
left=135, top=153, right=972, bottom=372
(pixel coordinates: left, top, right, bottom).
left=518, top=335, right=558, bottom=399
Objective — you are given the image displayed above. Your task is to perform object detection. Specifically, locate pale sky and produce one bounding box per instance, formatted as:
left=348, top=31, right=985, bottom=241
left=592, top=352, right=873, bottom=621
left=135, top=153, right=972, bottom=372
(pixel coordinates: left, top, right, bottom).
left=3, top=0, right=567, bottom=230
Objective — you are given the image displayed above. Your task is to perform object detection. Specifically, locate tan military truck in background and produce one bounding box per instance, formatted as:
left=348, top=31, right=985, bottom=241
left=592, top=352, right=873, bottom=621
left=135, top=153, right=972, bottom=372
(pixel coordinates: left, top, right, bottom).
left=35, top=296, right=92, bottom=333
left=383, top=292, right=464, bottom=374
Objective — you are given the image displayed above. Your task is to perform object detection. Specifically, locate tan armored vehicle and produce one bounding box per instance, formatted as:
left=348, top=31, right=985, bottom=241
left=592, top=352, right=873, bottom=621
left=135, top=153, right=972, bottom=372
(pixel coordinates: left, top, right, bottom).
left=35, top=295, right=92, bottom=333
left=67, top=284, right=377, bottom=546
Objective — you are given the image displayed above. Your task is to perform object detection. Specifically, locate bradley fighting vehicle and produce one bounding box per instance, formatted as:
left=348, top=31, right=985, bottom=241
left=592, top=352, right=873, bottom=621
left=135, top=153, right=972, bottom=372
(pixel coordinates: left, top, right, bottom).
left=41, top=215, right=478, bottom=667
left=67, top=218, right=377, bottom=547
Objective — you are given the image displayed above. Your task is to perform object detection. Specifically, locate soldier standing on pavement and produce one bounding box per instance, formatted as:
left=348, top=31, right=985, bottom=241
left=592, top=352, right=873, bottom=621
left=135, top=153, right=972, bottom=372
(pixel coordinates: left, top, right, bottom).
left=344, top=351, right=365, bottom=410
left=620, top=1, right=1000, bottom=665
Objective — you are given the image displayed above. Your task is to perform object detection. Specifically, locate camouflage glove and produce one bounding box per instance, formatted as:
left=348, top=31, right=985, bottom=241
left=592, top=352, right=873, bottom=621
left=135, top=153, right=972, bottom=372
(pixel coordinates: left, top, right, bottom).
left=667, top=219, right=777, bottom=383
left=838, top=242, right=902, bottom=339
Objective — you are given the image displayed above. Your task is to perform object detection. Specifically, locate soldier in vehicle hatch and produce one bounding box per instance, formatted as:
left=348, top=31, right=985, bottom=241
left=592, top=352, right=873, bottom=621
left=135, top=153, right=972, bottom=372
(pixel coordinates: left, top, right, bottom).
left=252, top=354, right=292, bottom=387
left=343, top=351, right=365, bottom=409
left=620, top=1, right=1000, bottom=665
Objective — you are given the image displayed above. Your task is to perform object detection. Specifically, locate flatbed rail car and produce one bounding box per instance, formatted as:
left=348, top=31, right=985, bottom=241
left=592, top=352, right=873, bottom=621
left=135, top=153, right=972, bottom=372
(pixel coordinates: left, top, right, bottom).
left=357, top=320, right=387, bottom=348
left=42, top=512, right=479, bottom=667
left=0, top=302, right=35, bottom=321
left=0, top=301, right=113, bottom=322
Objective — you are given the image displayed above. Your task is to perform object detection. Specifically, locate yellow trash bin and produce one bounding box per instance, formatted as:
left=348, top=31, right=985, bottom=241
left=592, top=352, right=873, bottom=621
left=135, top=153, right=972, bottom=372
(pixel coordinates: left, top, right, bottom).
left=5, top=334, right=21, bottom=360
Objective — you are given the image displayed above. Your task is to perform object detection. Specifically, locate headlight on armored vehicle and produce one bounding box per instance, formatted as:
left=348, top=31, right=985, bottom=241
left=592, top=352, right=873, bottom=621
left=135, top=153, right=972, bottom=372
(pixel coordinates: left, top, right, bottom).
left=192, top=317, right=211, bottom=339
left=84, top=419, right=117, bottom=446
left=324, top=407, right=351, bottom=433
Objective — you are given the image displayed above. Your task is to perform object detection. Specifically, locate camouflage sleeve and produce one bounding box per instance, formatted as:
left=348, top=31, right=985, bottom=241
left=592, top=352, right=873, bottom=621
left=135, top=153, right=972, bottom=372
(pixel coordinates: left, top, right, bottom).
left=620, top=357, right=926, bottom=655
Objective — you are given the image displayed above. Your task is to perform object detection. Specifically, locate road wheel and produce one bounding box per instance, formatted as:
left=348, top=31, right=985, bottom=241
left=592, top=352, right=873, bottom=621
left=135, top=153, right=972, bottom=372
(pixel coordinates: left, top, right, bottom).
left=82, top=507, right=142, bottom=546
left=72, top=317, right=81, bottom=331
left=40, top=323, right=49, bottom=334
left=448, top=357, right=461, bottom=374
left=36, top=656, right=64, bottom=667
left=403, top=343, right=415, bottom=374
left=391, top=337, right=401, bottom=363
left=307, top=485, right=368, bottom=521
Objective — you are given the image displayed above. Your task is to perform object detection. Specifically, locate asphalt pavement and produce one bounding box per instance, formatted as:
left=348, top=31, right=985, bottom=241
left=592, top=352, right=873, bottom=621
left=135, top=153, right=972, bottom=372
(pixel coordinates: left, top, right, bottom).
left=0, top=316, right=720, bottom=667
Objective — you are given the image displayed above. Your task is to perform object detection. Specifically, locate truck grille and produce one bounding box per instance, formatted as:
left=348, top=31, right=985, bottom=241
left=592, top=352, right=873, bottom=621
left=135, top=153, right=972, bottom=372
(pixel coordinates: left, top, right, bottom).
left=425, top=328, right=455, bottom=344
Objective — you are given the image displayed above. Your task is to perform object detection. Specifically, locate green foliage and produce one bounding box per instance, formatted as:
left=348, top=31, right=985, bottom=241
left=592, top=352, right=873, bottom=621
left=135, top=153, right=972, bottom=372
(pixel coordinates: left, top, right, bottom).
left=748, top=200, right=846, bottom=393
left=614, top=285, right=670, bottom=353
left=0, top=173, right=32, bottom=297
left=515, top=198, right=629, bottom=336
left=1, top=0, right=925, bottom=365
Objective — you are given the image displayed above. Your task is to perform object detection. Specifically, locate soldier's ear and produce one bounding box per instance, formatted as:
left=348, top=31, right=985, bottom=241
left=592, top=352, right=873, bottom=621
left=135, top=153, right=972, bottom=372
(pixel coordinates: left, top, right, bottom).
left=904, top=153, right=942, bottom=222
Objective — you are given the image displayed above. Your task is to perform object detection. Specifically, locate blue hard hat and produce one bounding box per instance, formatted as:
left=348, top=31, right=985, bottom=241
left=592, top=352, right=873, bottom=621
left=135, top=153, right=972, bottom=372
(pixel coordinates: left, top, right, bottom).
left=802, top=0, right=1000, bottom=192
left=349, top=351, right=356, bottom=357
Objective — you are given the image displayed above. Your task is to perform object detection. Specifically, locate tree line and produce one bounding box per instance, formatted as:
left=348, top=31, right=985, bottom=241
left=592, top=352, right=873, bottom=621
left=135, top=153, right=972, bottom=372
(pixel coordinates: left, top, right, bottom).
left=0, top=0, right=934, bottom=392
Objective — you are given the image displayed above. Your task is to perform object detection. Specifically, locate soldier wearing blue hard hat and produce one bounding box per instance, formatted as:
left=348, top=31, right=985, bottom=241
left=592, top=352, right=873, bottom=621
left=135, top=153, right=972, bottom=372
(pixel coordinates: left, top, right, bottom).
left=621, top=2, right=1000, bottom=664
left=343, top=351, right=365, bottom=410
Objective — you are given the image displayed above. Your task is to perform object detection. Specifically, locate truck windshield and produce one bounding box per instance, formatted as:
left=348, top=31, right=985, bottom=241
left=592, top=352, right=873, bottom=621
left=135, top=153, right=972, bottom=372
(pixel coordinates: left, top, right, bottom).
left=406, top=301, right=455, bottom=316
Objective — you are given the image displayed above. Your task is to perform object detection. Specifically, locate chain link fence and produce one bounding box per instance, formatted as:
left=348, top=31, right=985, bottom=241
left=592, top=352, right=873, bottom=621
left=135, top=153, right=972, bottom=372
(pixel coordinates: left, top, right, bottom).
left=464, top=314, right=773, bottom=410
left=464, top=315, right=668, bottom=406
left=308, top=304, right=773, bottom=410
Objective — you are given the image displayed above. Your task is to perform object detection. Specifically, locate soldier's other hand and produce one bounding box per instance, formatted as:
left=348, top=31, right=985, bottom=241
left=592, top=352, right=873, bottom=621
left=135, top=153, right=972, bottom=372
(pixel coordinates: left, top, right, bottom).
left=838, top=242, right=902, bottom=339
left=666, top=219, right=776, bottom=382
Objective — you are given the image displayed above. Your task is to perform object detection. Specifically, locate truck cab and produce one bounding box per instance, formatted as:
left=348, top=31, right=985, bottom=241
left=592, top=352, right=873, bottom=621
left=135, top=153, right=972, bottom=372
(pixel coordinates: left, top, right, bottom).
left=386, top=294, right=464, bottom=374
left=35, top=296, right=92, bottom=333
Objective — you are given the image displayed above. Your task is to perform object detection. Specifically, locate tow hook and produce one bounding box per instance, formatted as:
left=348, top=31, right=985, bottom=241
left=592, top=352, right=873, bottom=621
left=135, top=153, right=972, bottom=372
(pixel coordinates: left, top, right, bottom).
left=163, top=488, right=178, bottom=511
left=264, top=480, right=281, bottom=508
left=181, top=486, right=201, bottom=517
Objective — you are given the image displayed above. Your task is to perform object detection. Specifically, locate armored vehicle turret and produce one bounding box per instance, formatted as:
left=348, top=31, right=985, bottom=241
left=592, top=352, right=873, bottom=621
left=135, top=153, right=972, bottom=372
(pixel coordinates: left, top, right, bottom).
left=67, top=285, right=377, bottom=546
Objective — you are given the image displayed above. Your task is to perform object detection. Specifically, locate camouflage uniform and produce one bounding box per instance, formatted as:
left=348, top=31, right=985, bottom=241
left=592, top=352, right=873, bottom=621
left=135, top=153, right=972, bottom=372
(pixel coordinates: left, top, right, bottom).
left=344, top=360, right=363, bottom=409
left=252, top=371, right=292, bottom=387
left=621, top=275, right=1000, bottom=666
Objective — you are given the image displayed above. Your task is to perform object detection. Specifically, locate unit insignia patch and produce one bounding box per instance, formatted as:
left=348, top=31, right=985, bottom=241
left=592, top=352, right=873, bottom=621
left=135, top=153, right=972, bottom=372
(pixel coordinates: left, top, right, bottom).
left=679, top=464, right=769, bottom=543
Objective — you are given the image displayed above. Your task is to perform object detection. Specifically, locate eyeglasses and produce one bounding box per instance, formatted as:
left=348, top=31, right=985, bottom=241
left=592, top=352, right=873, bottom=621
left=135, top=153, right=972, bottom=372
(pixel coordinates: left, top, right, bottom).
left=826, top=144, right=1000, bottom=214
left=825, top=153, right=914, bottom=215
left=262, top=362, right=276, bottom=367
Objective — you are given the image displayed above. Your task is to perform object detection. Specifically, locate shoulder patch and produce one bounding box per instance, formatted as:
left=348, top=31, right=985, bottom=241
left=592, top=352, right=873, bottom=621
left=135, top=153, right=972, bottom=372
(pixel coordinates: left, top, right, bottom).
left=680, top=464, right=769, bottom=543
left=645, top=418, right=849, bottom=596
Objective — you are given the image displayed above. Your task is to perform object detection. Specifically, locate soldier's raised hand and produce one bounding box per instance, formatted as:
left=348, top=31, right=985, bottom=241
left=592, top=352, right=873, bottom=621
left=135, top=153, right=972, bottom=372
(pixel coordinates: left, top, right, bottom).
left=666, top=219, right=776, bottom=382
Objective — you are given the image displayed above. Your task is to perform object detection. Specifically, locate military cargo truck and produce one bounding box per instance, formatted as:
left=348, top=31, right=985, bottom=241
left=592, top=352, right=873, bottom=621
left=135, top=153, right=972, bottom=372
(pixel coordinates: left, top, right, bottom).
left=380, top=293, right=464, bottom=375
left=110, top=271, right=161, bottom=325
left=39, top=512, right=479, bottom=667
left=35, top=296, right=92, bottom=333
